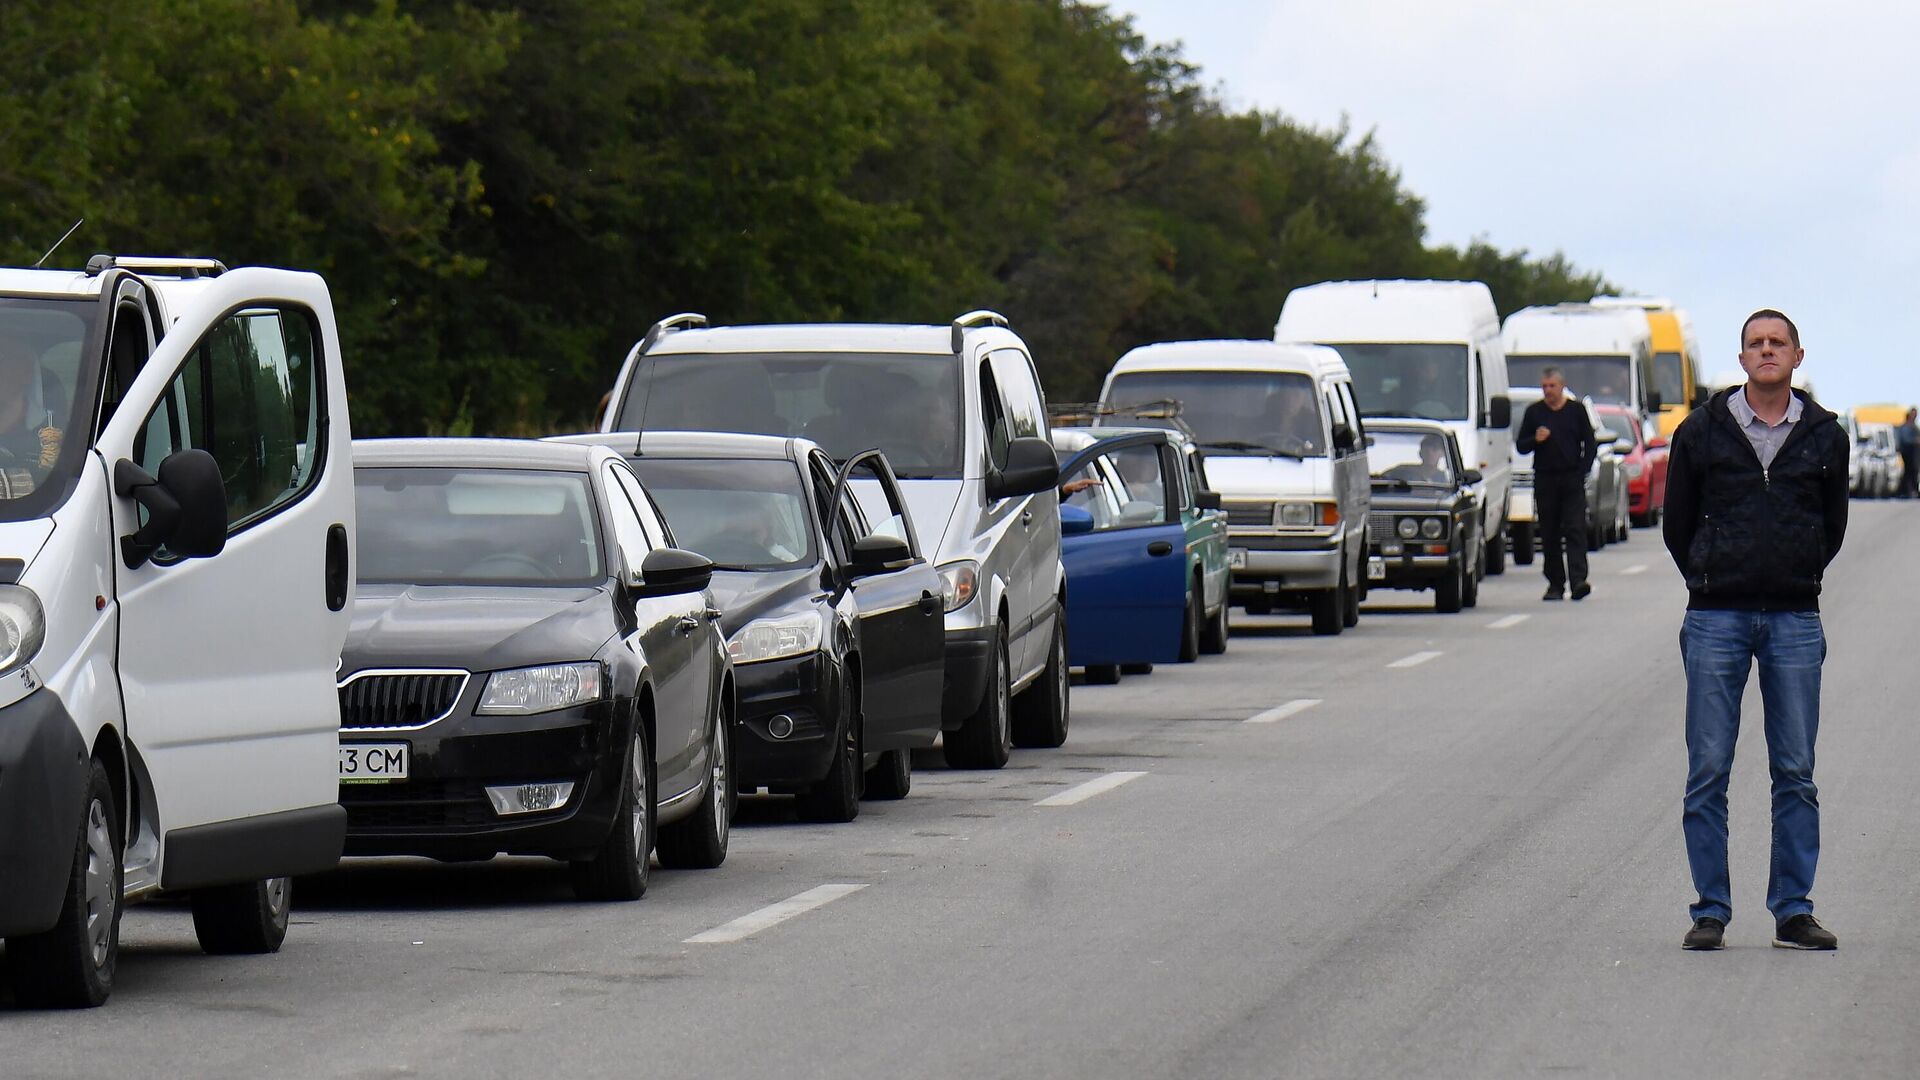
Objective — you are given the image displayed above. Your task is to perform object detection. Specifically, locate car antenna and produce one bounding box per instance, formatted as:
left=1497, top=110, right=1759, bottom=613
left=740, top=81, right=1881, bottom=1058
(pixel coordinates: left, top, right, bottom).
left=31, top=218, right=85, bottom=268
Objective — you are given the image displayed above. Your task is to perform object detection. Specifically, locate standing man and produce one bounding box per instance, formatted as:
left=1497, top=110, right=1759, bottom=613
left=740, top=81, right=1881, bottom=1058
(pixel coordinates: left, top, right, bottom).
left=1895, top=407, right=1919, bottom=499
left=1515, top=367, right=1596, bottom=601
left=1663, top=310, right=1849, bottom=952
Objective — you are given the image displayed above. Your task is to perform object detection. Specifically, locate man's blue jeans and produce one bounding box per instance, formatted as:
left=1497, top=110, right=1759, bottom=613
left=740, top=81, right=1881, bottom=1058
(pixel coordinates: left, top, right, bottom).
left=1680, top=609, right=1825, bottom=924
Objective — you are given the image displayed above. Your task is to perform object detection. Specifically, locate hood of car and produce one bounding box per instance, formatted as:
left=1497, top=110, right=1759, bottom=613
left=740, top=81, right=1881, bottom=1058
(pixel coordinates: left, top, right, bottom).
left=341, top=583, right=618, bottom=676
left=0, top=519, right=53, bottom=577
left=1368, top=487, right=1459, bottom=512
left=707, top=566, right=827, bottom=639
left=1203, top=455, right=1329, bottom=500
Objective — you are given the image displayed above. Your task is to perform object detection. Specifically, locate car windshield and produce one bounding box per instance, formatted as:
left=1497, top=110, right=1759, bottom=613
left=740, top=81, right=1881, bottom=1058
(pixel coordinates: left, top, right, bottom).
left=1323, top=343, right=1468, bottom=422
left=630, top=457, right=816, bottom=570
left=1653, top=351, right=1686, bottom=406
left=1105, top=371, right=1323, bottom=457
left=1596, top=411, right=1638, bottom=445
left=0, top=296, right=100, bottom=522
left=1368, top=430, right=1455, bottom=485
left=355, top=468, right=604, bottom=586
left=1508, top=354, right=1633, bottom=406
left=618, top=352, right=963, bottom=478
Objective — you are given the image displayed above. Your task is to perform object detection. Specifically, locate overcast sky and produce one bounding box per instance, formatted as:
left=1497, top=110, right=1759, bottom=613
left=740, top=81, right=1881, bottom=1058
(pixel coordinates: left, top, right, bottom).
left=1116, top=0, right=1915, bottom=411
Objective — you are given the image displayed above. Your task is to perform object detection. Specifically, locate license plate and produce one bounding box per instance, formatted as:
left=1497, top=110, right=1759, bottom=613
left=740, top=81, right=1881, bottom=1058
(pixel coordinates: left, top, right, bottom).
left=1367, top=557, right=1387, bottom=581
left=339, top=742, right=410, bottom=784
left=1229, top=549, right=1248, bottom=569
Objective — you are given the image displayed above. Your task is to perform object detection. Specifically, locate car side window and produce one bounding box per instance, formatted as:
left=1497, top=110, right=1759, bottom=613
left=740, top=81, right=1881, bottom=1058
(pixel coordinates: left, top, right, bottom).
left=990, top=349, right=1047, bottom=441
left=1338, top=383, right=1365, bottom=443
left=979, top=362, right=1011, bottom=471
left=608, top=464, right=669, bottom=548
left=132, top=306, right=323, bottom=536
left=601, top=465, right=653, bottom=575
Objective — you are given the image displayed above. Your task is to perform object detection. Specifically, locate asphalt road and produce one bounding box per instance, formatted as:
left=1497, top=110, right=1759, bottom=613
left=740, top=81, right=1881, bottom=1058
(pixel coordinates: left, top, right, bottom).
left=6, top=504, right=1920, bottom=1079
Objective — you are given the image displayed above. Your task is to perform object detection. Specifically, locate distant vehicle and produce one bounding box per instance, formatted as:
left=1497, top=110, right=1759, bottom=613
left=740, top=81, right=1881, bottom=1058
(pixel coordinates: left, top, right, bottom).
left=1099, top=340, right=1369, bottom=635
left=1591, top=296, right=1705, bottom=439
left=1, top=257, right=355, bottom=1008
left=1595, top=404, right=1669, bottom=527
left=1362, top=421, right=1483, bottom=612
left=1275, top=280, right=1514, bottom=577
left=1503, top=303, right=1658, bottom=421
left=1052, top=428, right=1229, bottom=683
left=560, top=431, right=944, bottom=818
left=1860, top=424, right=1903, bottom=498
left=1852, top=403, right=1911, bottom=426
left=602, top=312, right=1065, bottom=770
left=340, top=439, right=734, bottom=901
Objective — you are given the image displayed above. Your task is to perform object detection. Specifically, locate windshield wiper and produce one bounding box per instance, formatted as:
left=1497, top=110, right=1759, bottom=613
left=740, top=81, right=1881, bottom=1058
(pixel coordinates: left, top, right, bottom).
left=1200, top=440, right=1305, bottom=460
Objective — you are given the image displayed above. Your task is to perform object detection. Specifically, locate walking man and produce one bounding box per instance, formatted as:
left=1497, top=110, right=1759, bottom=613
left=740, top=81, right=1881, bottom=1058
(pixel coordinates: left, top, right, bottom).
left=1515, top=367, right=1595, bottom=601
left=1663, top=310, right=1849, bottom=951
left=1895, top=407, right=1919, bottom=499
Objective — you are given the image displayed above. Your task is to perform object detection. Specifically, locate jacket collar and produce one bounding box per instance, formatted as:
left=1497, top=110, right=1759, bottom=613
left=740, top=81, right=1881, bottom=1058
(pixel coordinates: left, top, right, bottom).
left=1705, top=384, right=1835, bottom=431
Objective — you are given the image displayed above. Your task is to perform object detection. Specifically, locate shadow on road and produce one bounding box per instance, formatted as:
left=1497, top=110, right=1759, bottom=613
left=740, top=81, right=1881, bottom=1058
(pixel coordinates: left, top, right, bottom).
left=295, top=857, right=578, bottom=911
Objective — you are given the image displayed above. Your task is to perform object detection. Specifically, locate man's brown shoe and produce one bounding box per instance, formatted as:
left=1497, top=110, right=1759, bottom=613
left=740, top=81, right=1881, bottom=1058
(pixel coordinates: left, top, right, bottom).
left=1683, top=917, right=1726, bottom=950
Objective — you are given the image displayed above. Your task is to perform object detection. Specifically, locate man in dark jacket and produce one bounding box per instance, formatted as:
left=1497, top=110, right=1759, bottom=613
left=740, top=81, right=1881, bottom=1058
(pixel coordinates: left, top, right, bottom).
left=1663, top=309, right=1849, bottom=953
left=1896, top=407, right=1918, bottom=498
left=1515, top=367, right=1596, bottom=600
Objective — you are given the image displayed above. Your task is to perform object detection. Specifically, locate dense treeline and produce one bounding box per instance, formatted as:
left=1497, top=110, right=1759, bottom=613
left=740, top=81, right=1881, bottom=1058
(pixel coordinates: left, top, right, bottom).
left=0, top=0, right=1614, bottom=436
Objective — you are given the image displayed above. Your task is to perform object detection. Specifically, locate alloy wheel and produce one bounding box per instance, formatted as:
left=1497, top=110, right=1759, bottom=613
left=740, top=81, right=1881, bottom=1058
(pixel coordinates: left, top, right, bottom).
left=709, top=716, right=730, bottom=846
left=630, top=733, right=649, bottom=861
left=83, top=797, right=116, bottom=970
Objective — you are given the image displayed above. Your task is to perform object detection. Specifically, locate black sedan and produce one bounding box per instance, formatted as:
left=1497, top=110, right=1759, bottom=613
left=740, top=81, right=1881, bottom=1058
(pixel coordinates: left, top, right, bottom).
left=337, top=438, right=735, bottom=901
left=1363, top=421, right=1484, bottom=613
left=557, top=432, right=944, bottom=822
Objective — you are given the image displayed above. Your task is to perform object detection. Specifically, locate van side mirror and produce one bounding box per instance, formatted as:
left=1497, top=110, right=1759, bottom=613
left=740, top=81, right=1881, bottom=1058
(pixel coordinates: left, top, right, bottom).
left=115, top=451, right=227, bottom=569
left=1060, top=504, right=1095, bottom=535
left=1647, top=436, right=1669, bottom=449
left=985, top=437, right=1059, bottom=500
left=1487, top=395, right=1512, bottom=430
left=632, top=547, right=713, bottom=598
left=1194, top=489, right=1222, bottom=510
left=1693, top=384, right=1710, bottom=405
left=1331, top=422, right=1357, bottom=453
left=848, top=534, right=913, bottom=577
left=1647, top=391, right=1663, bottom=412
left=1461, top=469, right=1483, bottom=485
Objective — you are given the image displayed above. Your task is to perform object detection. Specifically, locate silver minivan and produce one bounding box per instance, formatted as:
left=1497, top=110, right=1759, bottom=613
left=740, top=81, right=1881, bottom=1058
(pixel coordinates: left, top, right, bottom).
left=1099, top=340, right=1370, bottom=635
left=601, top=312, right=1064, bottom=769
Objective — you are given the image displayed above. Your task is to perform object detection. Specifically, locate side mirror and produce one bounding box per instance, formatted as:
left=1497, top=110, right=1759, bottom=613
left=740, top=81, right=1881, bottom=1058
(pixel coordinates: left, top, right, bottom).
left=1647, top=436, right=1669, bottom=449
left=985, top=436, right=1059, bottom=500
left=1613, top=437, right=1636, bottom=454
left=1693, top=384, right=1710, bottom=405
left=1461, top=468, right=1483, bottom=485
left=1647, top=391, right=1663, bottom=412
left=1194, top=489, right=1222, bottom=511
left=1060, top=504, right=1095, bottom=535
left=1487, top=395, right=1512, bottom=430
left=115, top=450, right=227, bottom=569
left=1331, top=422, right=1357, bottom=453
left=633, top=547, right=713, bottom=598
left=848, top=534, right=913, bottom=577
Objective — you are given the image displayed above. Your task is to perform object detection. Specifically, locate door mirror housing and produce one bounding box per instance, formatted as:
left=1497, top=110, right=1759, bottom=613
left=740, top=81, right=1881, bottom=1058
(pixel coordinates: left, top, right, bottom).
left=1613, top=437, right=1636, bottom=454
left=1487, top=395, right=1512, bottom=430
left=115, top=450, right=227, bottom=569
left=848, top=534, right=914, bottom=577
left=1647, top=436, right=1669, bottom=450
left=985, top=436, right=1059, bottom=500
left=1194, top=489, right=1222, bottom=511
left=1461, top=468, right=1483, bottom=485
left=1647, top=391, right=1663, bottom=413
left=632, top=547, right=713, bottom=598
left=1331, top=422, right=1357, bottom=453
left=1059, top=503, right=1095, bottom=535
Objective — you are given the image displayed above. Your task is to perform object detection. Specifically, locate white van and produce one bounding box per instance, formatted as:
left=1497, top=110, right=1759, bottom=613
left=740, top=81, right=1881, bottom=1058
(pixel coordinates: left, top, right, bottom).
left=0, top=256, right=354, bottom=1007
left=1274, top=280, right=1515, bottom=576
left=1098, top=341, right=1368, bottom=635
left=1501, top=303, right=1656, bottom=418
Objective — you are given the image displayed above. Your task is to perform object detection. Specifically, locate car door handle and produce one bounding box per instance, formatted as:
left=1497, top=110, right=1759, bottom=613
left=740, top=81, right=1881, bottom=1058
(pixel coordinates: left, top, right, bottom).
left=918, top=591, right=941, bottom=614
left=675, top=616, right=701, bottom=635
left=1147, top=541, right=1174, bottom=557
left=704, top=607, right=724, bottom=621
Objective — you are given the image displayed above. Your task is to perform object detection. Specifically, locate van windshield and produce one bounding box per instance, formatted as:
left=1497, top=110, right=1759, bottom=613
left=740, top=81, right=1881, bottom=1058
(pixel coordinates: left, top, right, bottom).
left=617, top=353, right=963, bottom=479
left=1653, top=351, right=1686, bottom=406
left=1323, top=343, right=1468, bottom=422
left=355, top=468, right=604, bottom=586
left=0, top=296, right=99, bottom=522
left=1508, top=355, right=1632, bottom=406
left=1106, top=371, right=1322, bottom=457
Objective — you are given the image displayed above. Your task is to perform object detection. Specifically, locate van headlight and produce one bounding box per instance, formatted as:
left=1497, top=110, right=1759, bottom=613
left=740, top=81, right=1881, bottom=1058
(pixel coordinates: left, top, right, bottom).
left=938, top=561, right=979, bottom=612
left=477, top=663, right=604, bottom=715
left=728, top=612, right=824, bottom=664
left=0, top=586, right=45, bottom=678
left=1278, top=502, right=1315, bottom=528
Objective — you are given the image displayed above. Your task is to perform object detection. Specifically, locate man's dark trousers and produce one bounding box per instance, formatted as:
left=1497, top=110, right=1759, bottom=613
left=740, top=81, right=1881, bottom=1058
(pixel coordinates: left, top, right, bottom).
left=1902, top=449, right=1918, bottom=498
left=1535, top=471, right=1588, bottom=589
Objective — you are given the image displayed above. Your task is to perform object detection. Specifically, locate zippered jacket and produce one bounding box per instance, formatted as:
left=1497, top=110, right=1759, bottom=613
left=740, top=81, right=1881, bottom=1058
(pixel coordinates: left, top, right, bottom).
left=1662, top=386, right=1849, bottom=611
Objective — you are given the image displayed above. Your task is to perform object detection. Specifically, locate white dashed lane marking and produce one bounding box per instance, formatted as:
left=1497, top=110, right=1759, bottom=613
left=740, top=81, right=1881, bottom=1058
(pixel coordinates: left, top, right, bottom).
left=1487, top=614, right=1530, bottom=629
left=1246, top=699, right=1322, bottom=724
left=684, top=884, right=870, bottom=944
left=1036, top=771, right=1147, bottom=806
left=1387, top=651, right=1443, bottom=669
left=1621, top=564, right=1648, bottom=576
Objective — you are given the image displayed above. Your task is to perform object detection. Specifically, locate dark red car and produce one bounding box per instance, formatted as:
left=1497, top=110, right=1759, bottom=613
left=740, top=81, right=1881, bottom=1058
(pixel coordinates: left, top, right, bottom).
left=1595, top=405, right=1669, bottom=526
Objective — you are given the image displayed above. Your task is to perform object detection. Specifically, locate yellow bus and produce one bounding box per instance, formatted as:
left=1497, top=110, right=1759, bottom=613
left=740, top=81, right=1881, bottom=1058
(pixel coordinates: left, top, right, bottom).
left=1593, top=297, right=1700, bottom=438
left=1852, top=403, right=1911, bottom=426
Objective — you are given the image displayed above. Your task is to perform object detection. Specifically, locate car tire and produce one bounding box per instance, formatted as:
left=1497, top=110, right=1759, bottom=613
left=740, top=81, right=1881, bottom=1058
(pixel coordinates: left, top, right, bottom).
left=796, top=678, right=862, bottom=823
left=943, top=626, right=1012, bottom=769
left=863, top=749, right=912, bottom=800
left=1341, top=567, right=1361, bottom=629
left=1435, top=560, right=1465, bottom=613
left=571, top=722, right=655, bottom=900
left=1177, top=586, right=1202, bottom=663
left=1310, top=573, right=1344, bottom=636
left=657, top=699, right=733, bottom=869
left=5, top=760, right=121, bottom=1009
left=1463, top=548, right=1482, bottom=609
left=1244, top=596, right=1273, bottom=616
left=1012, top=615, right=1069, bottom=749
left=1083, top=664, right=1121, bottom=685
left=1121, top=662, right=1154, bottom=675
left=1200, top=594, right=1229, bottom=655
left=1512, top=523, right=1535, bottom=566
left=1485, top=525, right=1506, bottom=576
left=191, top=877, right=292, bottom=955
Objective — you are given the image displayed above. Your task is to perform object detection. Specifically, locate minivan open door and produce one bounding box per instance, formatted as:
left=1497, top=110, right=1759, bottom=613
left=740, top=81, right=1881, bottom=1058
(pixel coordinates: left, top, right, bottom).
left=1056, top=433, right=1187, bottom=668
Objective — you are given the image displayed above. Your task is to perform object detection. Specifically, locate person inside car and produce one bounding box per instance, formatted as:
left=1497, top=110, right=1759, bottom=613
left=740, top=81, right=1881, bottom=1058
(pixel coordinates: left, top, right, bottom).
left=1412, top=434, right=1450, bottom=482
left=0, top=340, right=63, bottom=498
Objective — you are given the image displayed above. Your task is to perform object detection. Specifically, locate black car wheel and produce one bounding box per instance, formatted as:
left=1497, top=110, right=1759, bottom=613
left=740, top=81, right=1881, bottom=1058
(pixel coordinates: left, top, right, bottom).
left=1310, top=566, right=1345, bottom=636
left=1083, top=664, right=1121, bottom=685
left=1012, top=614, right=1070, bottom=749
left=1177, top=587, right=1201, bottom=663
left=1341, top=566, right=1361, bottom=629
left=192, top=876, right=292, bottom=955
left=944, top=625, right=1012, bottom=769
left=5, top=760, right=121, bottom=1009
left=1463, top=547, right=1482, bottom=609
left=1485, top=523, right=1507, bottom=576
left=658, top=698, right=732, bottom=869
left=1511, top=522, right=1535, bottom=566
left=1435, top=559, right=1465, bottom=613
left=796, top=677, right=862, bottom=823
left=864, top=749, right=912, bottom=800
left=571, top=721, right=654, bottom=900
left=1199, top=593, right=1229, bottom=655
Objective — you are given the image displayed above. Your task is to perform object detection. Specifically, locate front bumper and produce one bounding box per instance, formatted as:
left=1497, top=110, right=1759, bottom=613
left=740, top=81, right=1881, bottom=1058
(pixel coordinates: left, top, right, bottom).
left=941, top=624, right=996, bottom=729
left=1509, top=485, right=1535, bottom=524
left=339, top=701, right=626, bottom=861
left=1366, top=548, right=1456, bottom=589
left=734, top=651, right=839, bottom=790
left=0, top=687, right=89, bottom=936
left=1227, top=534, right=1342, bottom=594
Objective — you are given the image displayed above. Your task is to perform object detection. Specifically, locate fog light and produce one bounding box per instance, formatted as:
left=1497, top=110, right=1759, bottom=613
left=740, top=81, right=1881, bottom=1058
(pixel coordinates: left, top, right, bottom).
left=1381, top=543, right=1403, bottom=556
left=485, top=781, right=575, bottom=816
left=767, top=714, right=796, bottom=740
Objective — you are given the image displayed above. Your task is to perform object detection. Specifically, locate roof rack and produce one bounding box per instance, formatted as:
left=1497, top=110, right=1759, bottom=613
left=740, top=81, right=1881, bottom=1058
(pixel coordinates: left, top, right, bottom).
left=639, top=312, right=708, bottom=354
left=951, top=310, right=1009, bottom=353
left=1047, top=398, right=1192, bottom=436
left=84, top=254, right=227, bottom=279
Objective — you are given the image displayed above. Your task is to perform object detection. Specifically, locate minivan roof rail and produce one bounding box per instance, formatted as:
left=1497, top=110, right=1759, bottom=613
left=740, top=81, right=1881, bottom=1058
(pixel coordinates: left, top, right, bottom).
left=639, top=312, right=709, bottom=353
left=951, top=310, right=1009, bottom=353
left=84, top=254, right=227, bottom=279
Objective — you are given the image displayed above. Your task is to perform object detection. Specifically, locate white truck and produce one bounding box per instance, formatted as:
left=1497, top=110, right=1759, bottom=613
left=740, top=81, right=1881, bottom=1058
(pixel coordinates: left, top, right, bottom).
left=1275, top=280, right=1515, bottom=576
left=1500, top=303, right=1656, bottom=419
left=0, top=255, right=354, bottom=1008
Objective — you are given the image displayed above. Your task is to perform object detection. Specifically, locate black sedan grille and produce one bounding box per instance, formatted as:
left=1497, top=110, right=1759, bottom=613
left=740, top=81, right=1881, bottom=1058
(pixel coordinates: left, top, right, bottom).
left=340, top=780, right=495, bottom=831
left=1367, top=513, right=1397, bottom=545
left=339, top=671, right=468, bottom=730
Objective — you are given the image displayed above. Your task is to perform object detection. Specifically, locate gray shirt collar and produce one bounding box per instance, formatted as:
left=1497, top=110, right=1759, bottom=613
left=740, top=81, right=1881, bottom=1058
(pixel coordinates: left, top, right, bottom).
left=1727, top=386, right=1802, bottom=428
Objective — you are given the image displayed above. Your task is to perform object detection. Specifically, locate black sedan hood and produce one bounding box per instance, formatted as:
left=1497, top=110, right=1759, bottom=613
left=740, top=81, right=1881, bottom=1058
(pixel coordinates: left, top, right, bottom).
left=1368, top=484, right=1461, bottom=512
left=709, top=566, right=829, bottom=639
left=341, top=583, right=618, bottom=676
